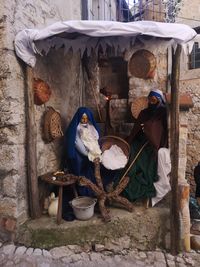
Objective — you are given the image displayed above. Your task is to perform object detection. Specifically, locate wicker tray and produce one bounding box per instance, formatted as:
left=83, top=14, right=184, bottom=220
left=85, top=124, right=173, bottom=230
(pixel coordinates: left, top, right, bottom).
left=131, top=96, right=148, bottom=119
left=100, top=135, right=130, bottom=158
left=33, top=78, right=51, bottom=105
left=129, top=49, right=156, bottom=79
left=40, top=172, right=78, bottom=186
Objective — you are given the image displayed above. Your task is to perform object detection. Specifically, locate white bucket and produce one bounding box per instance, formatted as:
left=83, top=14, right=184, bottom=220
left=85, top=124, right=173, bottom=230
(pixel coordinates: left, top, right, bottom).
left=69, top=197, right=97, bottom=221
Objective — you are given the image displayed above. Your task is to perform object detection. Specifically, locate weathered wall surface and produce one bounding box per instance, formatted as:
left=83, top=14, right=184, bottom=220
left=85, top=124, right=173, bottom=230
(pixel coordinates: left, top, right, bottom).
left=176, top=0, right=200, bottom=28
left=178, top=0, right=200, bottom=192
left=0, top=0, right=82, bottom=241
left=34, top=49, right=83, bottom=175
left=179, top=72, right=200, bottom=193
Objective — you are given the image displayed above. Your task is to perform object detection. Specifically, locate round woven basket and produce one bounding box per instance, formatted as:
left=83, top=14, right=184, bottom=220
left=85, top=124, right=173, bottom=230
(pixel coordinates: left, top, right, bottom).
left=33, top=78, right=51, bottom=105
left=99, top=135, right=130, bottom=158
left=129, top=49, right=156, bottom=79
left=131, top=97, right=148, bottom=119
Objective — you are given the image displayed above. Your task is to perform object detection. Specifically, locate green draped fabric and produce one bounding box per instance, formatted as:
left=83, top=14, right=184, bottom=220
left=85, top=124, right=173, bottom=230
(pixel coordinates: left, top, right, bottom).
left=114, top=134, right=158, bottom=202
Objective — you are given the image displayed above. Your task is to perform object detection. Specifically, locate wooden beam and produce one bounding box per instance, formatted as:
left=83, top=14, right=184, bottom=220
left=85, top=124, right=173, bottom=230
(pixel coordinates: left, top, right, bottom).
left=170, top=44, right=182, bottom=255
left=25, top=66, right=41, bottom=218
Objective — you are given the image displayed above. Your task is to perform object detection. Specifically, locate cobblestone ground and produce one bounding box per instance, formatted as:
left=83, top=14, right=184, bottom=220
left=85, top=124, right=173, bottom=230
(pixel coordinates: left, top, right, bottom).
left=1, top=242, right=200, bottom=267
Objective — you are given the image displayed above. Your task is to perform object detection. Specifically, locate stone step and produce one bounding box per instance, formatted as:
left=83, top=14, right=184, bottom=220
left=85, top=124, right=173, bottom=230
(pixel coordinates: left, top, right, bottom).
left=16, top=206, right=170, bottom=250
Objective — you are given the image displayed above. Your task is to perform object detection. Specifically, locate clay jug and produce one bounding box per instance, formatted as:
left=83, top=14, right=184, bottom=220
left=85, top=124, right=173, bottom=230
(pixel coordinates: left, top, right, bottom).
left=48, top=192, right=58, bottom=216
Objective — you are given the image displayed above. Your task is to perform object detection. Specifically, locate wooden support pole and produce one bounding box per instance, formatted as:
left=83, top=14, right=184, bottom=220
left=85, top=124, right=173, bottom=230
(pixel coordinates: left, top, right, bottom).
left=170, top=44, right=182, bottom=255
left=178, top=183, right=191, bottom=252
left=25, top=66, right=41, bottom=218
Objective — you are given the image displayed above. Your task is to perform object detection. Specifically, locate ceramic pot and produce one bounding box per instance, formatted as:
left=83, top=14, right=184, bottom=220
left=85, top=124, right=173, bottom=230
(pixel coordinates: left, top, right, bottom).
left=48, top=192, right=58, bottom=217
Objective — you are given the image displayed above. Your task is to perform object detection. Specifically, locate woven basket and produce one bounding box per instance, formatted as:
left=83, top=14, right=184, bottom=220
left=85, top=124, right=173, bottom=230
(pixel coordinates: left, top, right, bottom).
left=43, top=107, right=63, bottom=142
left=100, top=135, right=130, bottom=158
left=129, top=49, right=156, bottom=79
left=131, top=97, right=148, bottom=119
left=33, top=78, right=51, bottom=105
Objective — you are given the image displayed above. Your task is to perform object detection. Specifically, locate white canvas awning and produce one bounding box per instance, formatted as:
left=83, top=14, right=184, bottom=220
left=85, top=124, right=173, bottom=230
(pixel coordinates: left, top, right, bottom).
left=14, top=20, right=197, bottom=67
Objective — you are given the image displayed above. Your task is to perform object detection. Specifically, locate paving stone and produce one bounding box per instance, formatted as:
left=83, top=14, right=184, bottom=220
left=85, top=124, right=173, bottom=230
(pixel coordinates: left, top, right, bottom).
left=166, top=253, right=175, bottom=261
left=135, top=259, right=147, bottom=266
left=184, top=257, right=195, bottom=266
left=50, top=246, right=72, bottom=259
left=138, top=251, right=147, bottom=259
left=35, top=261, right=51, bottom=267
left=26, top=247, right=34, bottom=255
left=89, top=252, right=103, bottom=261
left=14, top=246, right=27, bottom=255
left=0, top=253, right=7, bottom=265
left=153, top=262, right=166, bottom=267
left=79, top=252, right=90, bottom=261
left=70, top=253, right=83, bottom=263
left=4, top=260, right=15, bottom=266
left=13, top=255, right=21, bottom=265
left=2, top=244, right=16, bottom=255
left=61, top=256, right=72, bottom=264
left=94, top=244, right=105, bottom=252
left=33, top=248, right=42, bottom=256
left=42, top=249, right=52, bottom=258
left=68, top=245, right=83, bottom=253
left=166, top=259, right=176, bottom=267
left=113, top=255, right=122, bottom=262
left=154, top=251, right=165, bottom=262
left=15, top=260, right=35, bottom=267
left=176, top=256, right=185, bottom=263
left=176, top=263, right=187, bottom=267
left=2, top=246, right=200, bottom=267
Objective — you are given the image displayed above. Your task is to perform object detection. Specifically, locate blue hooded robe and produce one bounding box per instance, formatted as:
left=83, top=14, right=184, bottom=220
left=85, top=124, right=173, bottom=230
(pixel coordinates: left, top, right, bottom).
left=64, top=107, right=100, bottom=196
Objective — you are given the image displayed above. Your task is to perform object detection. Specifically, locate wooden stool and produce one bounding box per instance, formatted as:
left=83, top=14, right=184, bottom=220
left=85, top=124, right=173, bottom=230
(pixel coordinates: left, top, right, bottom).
left=40, top=172, right=78, bottom=224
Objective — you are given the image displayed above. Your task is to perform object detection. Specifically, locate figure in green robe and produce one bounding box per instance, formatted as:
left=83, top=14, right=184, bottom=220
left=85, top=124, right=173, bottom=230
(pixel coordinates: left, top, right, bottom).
left=115, top=89, right=168, bottom=202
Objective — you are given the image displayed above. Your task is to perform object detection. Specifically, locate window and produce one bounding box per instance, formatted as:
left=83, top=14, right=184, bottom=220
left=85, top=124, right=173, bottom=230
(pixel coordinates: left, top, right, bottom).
left=189, top=42, right=200, bottom=69
left=87, top=0, right=117, bottom=21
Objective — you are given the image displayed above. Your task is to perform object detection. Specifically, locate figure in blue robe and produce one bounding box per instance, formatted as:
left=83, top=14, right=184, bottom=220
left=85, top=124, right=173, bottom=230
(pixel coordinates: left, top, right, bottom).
left=64, top=107, right=100, bottom=196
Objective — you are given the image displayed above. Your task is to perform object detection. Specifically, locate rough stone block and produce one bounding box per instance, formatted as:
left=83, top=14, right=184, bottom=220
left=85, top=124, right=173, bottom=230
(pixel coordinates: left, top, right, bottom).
left=0, top=198, right=17, bottom=217
left=0, top=217, right=16, bottom=232
left=0, top=144, right=25, bottom=172
left=15, top=246, right=27, bottom=255
left=2, top=244, right=16, bottom=255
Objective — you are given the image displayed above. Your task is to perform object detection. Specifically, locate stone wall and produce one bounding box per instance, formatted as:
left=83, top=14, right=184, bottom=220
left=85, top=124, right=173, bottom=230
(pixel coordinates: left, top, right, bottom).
left=126, top=40, right=169, bottom=101
left=179, top=76, right=200, bottom=193
left=176, top=0, right=200, bottom=28
left=175, top=0, right=200, bottom=193
left=34, top=49, right=83, bottom=175
left=0, top=0, right=82, bottom=241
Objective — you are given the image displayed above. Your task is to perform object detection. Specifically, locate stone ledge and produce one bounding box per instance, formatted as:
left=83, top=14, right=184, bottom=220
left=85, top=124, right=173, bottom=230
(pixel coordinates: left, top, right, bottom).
left=16, top=206, right=170, bottom=250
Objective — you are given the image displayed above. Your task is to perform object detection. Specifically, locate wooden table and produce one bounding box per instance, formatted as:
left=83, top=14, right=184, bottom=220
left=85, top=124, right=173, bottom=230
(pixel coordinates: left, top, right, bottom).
left=40, top=172, right=79, bottom=224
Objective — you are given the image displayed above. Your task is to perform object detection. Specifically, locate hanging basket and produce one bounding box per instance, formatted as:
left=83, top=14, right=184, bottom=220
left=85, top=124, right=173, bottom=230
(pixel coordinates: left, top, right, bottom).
left=131, top=97, right=148, bottom=119
left=129, top=49, right=156, bottom=79
left=43, top=107, right=63, bottom=142
left=33, top=78, right=51, bottom=105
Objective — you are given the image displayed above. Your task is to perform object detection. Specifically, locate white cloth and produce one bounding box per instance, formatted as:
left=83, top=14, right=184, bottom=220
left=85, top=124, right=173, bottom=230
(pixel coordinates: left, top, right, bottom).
left=14, top=20, right=196, bottom=67
left=75, top=123, right=101, bottom=162
left=151, top=148, right=171, bottom=207
left=101, top=144, right=128, bottom=170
